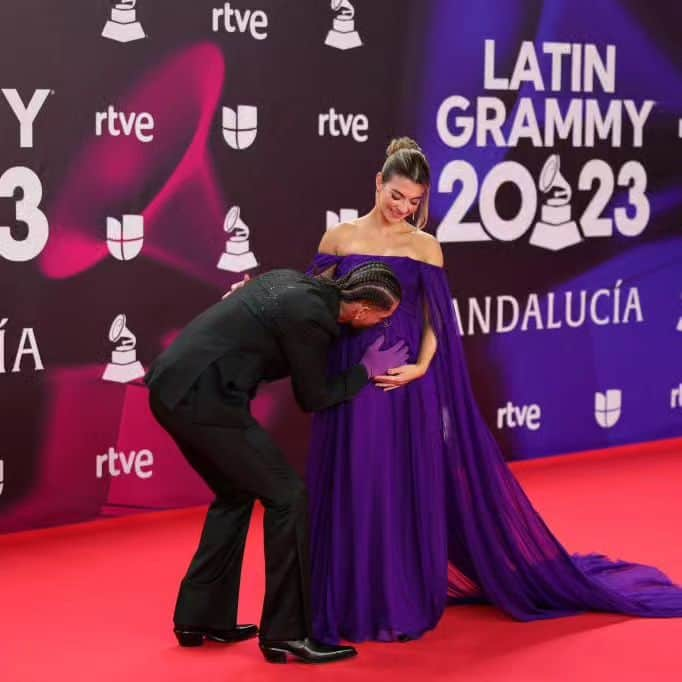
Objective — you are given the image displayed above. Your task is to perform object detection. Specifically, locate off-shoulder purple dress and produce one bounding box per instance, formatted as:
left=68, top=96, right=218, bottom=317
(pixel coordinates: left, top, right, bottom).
left=306, top=253, right=682, bottom=643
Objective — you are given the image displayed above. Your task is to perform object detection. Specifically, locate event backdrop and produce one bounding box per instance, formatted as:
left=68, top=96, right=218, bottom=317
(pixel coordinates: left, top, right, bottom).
left=0, top=0, right=680, bottom=533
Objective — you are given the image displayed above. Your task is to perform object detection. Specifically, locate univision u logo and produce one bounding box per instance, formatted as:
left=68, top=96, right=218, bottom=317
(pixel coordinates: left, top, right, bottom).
left=107, top=215, right=144, bottom=261
left=594, top=389, right=622, bottom=428
left=222, top=105, right=258, bottom=149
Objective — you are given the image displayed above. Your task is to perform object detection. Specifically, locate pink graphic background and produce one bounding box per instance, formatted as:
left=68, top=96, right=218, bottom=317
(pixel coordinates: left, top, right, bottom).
left=1, top=1, right=680, bottom=534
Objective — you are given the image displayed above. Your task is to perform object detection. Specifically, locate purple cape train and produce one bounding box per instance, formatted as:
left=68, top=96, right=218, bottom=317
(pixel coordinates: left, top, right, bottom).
left=306, top=253, right=682, bottom=643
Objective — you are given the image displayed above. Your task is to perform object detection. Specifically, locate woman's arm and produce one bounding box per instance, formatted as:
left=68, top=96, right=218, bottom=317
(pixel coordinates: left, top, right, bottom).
left=373, top=302, right=437, bottom=391
left=415, top=305, right=438, bottom=374
left=415, top=236, right=443, bottom=372
left=374, top=235, right=444, bottom=390
left=312, top=222, right=352, bottom=278
left=318, top=221, right=359, bottom=255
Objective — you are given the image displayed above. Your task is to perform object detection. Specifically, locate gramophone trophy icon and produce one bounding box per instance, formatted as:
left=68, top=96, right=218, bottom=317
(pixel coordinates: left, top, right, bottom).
left=325, top=0, right=362, bottom=50
left=530, top=154, right=582, bottom=251
left=102, top=314, right=145, bottom=383
left=102, top=1, right=146, bottom=43
left=217, top=206, right=258, bottom=273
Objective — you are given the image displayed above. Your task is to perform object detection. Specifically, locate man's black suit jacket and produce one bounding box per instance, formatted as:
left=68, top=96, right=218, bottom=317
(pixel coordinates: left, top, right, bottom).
left=145, top=269, right=369, bottom=420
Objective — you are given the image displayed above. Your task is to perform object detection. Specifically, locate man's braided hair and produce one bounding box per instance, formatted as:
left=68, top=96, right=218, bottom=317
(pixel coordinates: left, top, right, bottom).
left=326, top=261, right=402, bottom=310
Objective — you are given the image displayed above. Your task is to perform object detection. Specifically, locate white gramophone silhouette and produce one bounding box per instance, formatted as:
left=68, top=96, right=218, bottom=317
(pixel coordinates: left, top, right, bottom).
left=102, top=314, right=145, bottom=383
left=217, top=206, right=258, bottom=273
left=102, top=0, right=146, bottom=43
left=325, top=0, right=362, bottom=50
left=530, top=154, right=582, bottom=251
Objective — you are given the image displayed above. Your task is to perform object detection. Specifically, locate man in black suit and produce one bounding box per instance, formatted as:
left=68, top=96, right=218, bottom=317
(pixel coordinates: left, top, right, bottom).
left=146, top=262, right=407, bottom=664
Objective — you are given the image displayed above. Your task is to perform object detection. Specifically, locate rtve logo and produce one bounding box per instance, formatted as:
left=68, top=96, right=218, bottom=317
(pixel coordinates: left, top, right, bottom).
left=212, top=3, right=268, bottom=40
left=96, top=447, right=154, bottom=480
left=95, top=106, right=155, bottom=142
left=318, top=108, right=368, bottom=142
left=496, top=401, right=541, bottom=431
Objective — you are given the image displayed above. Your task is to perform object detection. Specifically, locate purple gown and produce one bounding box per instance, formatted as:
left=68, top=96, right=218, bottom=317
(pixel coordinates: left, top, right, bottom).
left=307, top=253, right=682, bottom=644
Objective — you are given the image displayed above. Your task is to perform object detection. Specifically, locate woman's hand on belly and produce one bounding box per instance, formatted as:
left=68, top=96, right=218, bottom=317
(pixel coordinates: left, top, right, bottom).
left=372, top=363, right=426, bottom=391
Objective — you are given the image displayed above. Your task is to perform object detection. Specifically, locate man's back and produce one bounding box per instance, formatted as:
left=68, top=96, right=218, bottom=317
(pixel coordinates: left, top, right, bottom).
left=145, top=269, right=340, bottom=411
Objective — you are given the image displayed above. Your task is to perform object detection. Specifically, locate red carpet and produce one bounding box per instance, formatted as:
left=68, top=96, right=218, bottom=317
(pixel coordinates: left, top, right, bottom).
left=2, top=438, right=681, bottom=682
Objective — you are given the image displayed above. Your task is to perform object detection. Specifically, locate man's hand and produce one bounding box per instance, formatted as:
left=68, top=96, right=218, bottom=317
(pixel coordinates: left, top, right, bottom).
left=359, top=337, right=410, bottom=379
left=222, top=273, right=251, bottom=300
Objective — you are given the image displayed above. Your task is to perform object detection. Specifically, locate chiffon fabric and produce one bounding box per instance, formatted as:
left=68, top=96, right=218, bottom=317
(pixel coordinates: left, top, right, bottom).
left=306, top=253, right=682, bottom=643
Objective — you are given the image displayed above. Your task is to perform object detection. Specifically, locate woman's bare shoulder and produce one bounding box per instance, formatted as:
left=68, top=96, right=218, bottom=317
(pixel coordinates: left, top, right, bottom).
left=317, top=221, right=358, bottom=255
left=412, top=230, right=444, bottom=267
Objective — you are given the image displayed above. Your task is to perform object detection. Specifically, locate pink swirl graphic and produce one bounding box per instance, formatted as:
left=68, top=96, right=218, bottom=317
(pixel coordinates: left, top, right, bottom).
left=41, top=43, right=228, bottom=287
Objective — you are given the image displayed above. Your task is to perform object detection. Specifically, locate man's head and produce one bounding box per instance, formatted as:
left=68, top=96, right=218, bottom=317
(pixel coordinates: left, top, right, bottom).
left=329, top=262, right=402, bottom=329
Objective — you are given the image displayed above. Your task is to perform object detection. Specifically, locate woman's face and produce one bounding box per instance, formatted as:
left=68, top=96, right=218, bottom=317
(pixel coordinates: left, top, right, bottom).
left=376, top=173, right=425, bottom=225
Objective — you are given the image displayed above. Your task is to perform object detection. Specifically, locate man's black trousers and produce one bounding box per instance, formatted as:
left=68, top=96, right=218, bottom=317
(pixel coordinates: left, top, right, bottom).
left=149, top=388, right=312, bottom=641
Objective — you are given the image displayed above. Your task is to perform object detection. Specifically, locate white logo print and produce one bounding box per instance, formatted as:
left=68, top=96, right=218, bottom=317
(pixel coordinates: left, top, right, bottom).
left=212, top=3, right=269, bottom=40
left=595, top=389, right=622, bottom=428
left=0, top=318, right=44, bottom=374
left=671, top=385, right=682, bottom=410
left=318, top=108, right=369, bottom=142
left=95, top=106, right=155, bottom=142
left=496, top=401, right=542, bottom=431
left=1, top=91, right=51, bottom=262
left=325, top=0, right=362, bottom=50
left=2, top=89, right=51, bottom=148
left=451, top=281, right=644, bottom=337
left=529, top=154, right=581, bottom=251
left=102, top=1, right=146, bottom=43
left=217, top=206, right=258, bottom=272
left=102, top=314, right=145, bottom=383
left=435, top=41, right=652, bottom=252
left=222, top=105, right=258, bottom=149
left=326, top=208, right=358, bottom=230
left=107, top=215, right=144, bottom=261
left=0, top=167, right=49, bottom=262
left=0, top=459, right=4, bottom=496
left=96, top=447, right=154, bottom=479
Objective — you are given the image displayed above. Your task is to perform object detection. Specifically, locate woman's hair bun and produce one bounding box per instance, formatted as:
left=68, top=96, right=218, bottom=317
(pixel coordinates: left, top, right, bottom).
left=386, top=136, right=422, bottom=157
